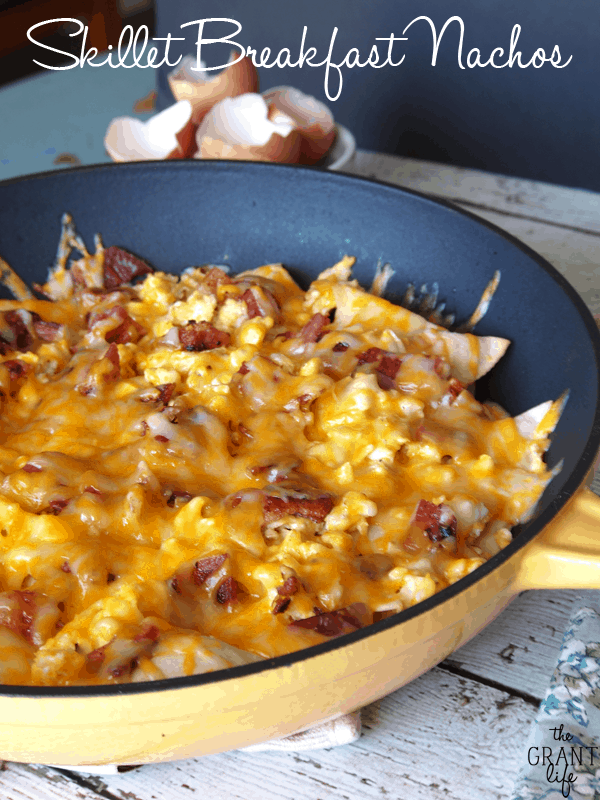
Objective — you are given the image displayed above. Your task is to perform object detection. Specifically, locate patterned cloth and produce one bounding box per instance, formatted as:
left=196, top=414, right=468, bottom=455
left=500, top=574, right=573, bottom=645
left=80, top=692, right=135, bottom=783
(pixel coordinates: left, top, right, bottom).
left=512, top=608, right=600, bottom=799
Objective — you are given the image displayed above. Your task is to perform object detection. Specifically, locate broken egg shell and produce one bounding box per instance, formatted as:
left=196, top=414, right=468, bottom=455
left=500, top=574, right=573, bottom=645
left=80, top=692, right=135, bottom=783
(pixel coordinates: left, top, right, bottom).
left=195, top=94, right=301, bottom=164
left=262, top=86, right=336, bottom=165
left=168, top=53, right=259, bottom=126
left=105, top=100, right=193, bottom=162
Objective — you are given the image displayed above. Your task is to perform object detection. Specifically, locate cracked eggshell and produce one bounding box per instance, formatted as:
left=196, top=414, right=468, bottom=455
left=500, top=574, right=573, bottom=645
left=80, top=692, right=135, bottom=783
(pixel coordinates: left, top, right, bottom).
left=195, top=94, right=301, bottom=163
left=262, top=86, right=336, bottom=165
left=168, top=54, right=259, bottom=125
left=105, top=100, right=193, bottom=162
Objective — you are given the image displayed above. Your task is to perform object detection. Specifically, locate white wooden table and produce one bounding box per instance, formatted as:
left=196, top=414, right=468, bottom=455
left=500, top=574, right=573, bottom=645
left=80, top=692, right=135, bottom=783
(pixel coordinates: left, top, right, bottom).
left=0, top=142, right=599, bottom=798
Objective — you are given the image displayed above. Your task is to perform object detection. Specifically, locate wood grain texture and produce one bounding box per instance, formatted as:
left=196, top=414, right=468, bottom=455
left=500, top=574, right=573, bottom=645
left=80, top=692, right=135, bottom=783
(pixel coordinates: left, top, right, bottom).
left=349, top=152, right=600, bottom=235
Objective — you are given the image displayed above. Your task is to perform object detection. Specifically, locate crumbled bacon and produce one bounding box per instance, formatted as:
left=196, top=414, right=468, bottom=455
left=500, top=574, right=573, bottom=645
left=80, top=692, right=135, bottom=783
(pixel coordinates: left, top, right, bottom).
left=167, top=489, right=193, bottom=507
left=300, top=313, right=328, bottom=343
left=47, top=499, right=69, bottom=515
left=179, top=321, right=230, bottom=352
left=263, top=493, right=334, bottom=523
left=241, top=288, right=262, bottom=319
left=446, top=378, right=464, bottom=403
left=277, top=576, right=299, bottom=596
left=289, top=606, right=362, bottom=637
left=31, top=315, right=62, bottom=342
left=102, top=343, right=121, bottom=382
left=102, top=246, right=153, bottom=290
left=84, top=485, right=102, bottom=495
left=332, top=342, right=349, bottom=352
left=356, top=347, right=385, bottom=365
left=238, top=362, right=249, bottom=375
left=215, top=576, right=240, bottom=605
left=272, top=597, right=291, bottom=614
left=0, top=591, right=37, bottom=643
left=4, top=359, right=29, bottom=381
left=4, top=311, right=33, bottom=352
left=192, top=554, right=228, bottom=586
left=0, top=335, right=12, bottom=355
left=89, top=305, right=145, bottom=345
left=157, top=383, right=175, bottom=405
left=414, top=499, right=458, bottom=542
left=85, top=645, right=106, bottom=671
left=154, top=435, right=169, bottom=443
left=203, top=267, right=232, bottom=295
left=133, top=624, right=160, bottom=643
left=61, top=561, right=71, bottom=573
left=356, top=347, right=402, bottom=390
left=23, top=462, right=42, bottom=473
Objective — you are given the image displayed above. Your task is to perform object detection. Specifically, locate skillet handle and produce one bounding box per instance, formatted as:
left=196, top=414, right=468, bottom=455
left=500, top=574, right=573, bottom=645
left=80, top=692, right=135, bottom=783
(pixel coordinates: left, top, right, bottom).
left=513, top=487, right=600, bottom=591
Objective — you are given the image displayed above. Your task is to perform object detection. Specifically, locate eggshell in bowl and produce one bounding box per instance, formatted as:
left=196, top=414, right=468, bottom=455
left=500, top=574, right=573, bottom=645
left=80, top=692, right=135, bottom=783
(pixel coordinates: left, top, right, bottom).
left=195, top=94, right=301, bottom=163
left=169, top=54, right=259, bottom=125
left=105, top=101, right=193, bottom=162
left=262, top=86, right=336, bottom=165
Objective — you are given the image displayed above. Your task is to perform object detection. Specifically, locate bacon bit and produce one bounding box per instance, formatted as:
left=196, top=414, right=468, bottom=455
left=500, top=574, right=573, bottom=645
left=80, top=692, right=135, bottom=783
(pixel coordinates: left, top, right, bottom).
left=103, top=246, right=153, bottom=290
left=238, top=362, right=249, bottom=375
left=277, top=576, right=300, bottom=596
left=31, top=315, right=62, bottom=342
left=103, top=343, right=120, bottom=382
left=356, top=347, right=385, bottom=365
left=4, top=359, right=29, bottom=381
left=447, top=378, right=464, bottom=403
left=203, top=267, right=232, bottom=295
left=106, top=572, right=116, bottom=583
left=85, top=646, right=106, bottom=673
left=230, top=496, right=242, bottom=508
left=193, top=554, right=228, bottom=586
left=111, top=661, right=134, bottom=678
left=263, top=494, right=334, bottom=523
left=332, top=342, right=349, bottom=352
left=105, top=316, right=146, bottom=345
left=157, top=383, right=175, bottom=405
left=0, top=591, right=38, bottom=643
left=154, top=435, right=169, bottom=443
left=167, top=489, right=193, bottom=507
left=377, top=354, right=402, bottom=381
left=170, top=577, right=181, bottom=594
left=23, top=463, right=42, bottom=473
left=134, top=624, right=160, bottom=643
left=179, top=321, right=231, bottom=352
left=289, top=607, right=362, bottom=637
left=297, top=393, right=313, bottom=412
left=300, top=313, right=328, bottom=343
left=414, top=499, right=458, bottom=543
left=61, top=561, right=71, bottom=573
left=241, top=288, right=262, bottom=318
left=272, top=597, right=291, bottom=614
left=216, top=576, right=239, bottom=605
left=84, top=485, right=102, bottom=495
left=4, top=311, right=33, bottom=352
left=47, top=499, right=69, bottom=515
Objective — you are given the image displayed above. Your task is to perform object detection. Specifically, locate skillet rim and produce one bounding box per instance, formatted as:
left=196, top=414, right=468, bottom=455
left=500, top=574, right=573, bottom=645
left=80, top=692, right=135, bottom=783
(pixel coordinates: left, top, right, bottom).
left=0, top=159, right=599, bottom=699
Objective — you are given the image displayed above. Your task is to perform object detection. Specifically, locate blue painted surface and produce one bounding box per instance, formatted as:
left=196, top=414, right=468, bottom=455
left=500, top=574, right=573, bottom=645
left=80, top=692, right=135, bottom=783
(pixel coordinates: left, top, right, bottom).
left=0, top=60, right=155, bottom=181
left=153, top=0, right=600, bottom=192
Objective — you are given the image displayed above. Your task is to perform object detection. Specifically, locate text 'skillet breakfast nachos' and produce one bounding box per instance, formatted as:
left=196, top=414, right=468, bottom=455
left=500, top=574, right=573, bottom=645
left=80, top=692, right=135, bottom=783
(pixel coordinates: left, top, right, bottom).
left=0, top=215, right=564, bottom=686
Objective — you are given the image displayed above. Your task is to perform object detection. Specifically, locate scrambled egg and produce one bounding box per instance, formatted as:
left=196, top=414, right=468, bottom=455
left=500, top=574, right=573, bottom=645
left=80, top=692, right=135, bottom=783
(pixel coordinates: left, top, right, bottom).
left=0, top=231, right=562, bottom=686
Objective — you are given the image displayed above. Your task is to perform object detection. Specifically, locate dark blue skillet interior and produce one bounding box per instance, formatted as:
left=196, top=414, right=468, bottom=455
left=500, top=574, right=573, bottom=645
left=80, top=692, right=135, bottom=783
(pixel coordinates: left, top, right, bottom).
left=0, top=159, right=599, bottom=541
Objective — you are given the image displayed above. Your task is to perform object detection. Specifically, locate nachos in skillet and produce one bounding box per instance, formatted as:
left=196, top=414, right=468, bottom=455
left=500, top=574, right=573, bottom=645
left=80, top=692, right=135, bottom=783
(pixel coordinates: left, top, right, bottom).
left=0, top=216, right=564, bottom=685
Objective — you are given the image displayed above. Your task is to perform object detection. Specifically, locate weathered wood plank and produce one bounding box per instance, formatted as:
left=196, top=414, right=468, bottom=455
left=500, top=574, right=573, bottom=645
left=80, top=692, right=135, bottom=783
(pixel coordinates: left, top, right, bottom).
left=349, top=152, right=600, bottom=235
left=444, top=589, right=600, bottom=698
left=21, top=666, right=534, bottom=800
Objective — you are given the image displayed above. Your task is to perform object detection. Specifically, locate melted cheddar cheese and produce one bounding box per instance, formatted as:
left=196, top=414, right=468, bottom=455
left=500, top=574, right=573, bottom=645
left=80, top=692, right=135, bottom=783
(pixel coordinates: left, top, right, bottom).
left=0, top=237, right=562, bottom=686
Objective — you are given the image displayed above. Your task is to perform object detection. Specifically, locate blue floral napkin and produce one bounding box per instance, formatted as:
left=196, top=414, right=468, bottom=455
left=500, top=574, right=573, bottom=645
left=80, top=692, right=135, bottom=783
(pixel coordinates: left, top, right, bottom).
left=512, top=607, right=600, bottom=799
